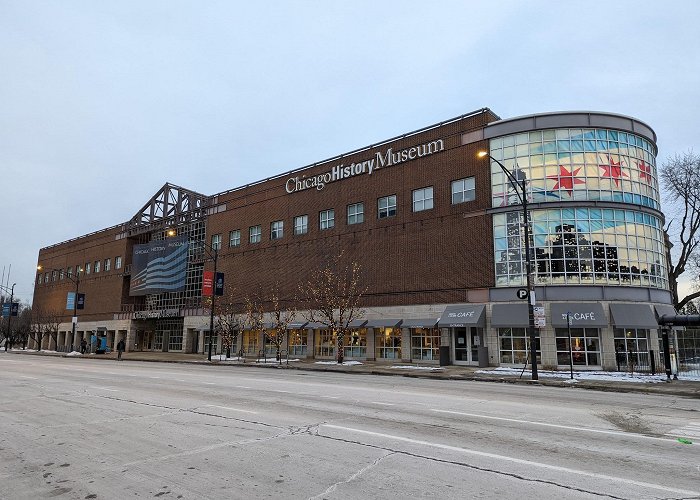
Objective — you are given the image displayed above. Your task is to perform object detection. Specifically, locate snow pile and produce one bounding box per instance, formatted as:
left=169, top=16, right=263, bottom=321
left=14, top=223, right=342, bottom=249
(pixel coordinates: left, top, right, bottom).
left=476, top=367, right=667, bottom=383
left=66, top=351, right=82, bottom=356
left=315, top=360, right=364, bottom=366
left=390, top=365, right=444, bottom=372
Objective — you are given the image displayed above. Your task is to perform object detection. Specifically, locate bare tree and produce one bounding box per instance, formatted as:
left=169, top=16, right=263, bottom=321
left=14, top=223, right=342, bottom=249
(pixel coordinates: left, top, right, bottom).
left=299, top=251, right=366, bottom=364
left=268, top=286, right=297, bottom=362
left=215, top=292, right=245, bottom=359
left=245, top=295, right=268, bottom=360
left=660, top=151, right=700, bottom=310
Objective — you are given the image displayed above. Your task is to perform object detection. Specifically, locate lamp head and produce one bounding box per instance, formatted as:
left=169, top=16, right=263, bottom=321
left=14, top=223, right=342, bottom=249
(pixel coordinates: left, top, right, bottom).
left=167, top=229, right=176, bottom=237
left=477, top=151, right=489, bottom=158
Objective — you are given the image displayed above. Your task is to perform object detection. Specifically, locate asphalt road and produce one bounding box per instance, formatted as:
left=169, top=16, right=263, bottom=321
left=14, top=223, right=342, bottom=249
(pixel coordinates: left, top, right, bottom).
left=0, top=354, right=698, bottom=500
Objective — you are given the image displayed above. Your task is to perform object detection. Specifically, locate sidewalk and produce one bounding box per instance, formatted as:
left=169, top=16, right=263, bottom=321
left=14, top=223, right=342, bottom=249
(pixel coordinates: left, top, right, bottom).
left=6, top=349, right=699, bottom=399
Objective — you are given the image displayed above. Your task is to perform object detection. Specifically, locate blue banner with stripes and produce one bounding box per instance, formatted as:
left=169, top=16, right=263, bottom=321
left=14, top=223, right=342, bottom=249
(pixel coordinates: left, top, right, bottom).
left=129, top=236, right=189, bottom=296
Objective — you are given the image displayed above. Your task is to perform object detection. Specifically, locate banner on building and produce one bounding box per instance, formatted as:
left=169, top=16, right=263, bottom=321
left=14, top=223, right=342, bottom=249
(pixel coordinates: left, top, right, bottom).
left=66, top=292, right=75, bottom=310
left=129, top=236, right=189, bottom=296
left=202, top=270, right=214, bottom=297
left=1, top=302, right=18, bottom=317
left=215, top=272, right=224, bottom=296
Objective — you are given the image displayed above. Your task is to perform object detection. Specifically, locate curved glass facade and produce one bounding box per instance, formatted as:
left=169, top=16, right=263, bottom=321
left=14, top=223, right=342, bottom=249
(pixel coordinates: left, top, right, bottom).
left=490, top=128, right=658, bottom=209
left=490, top=127, right=667, bottom=289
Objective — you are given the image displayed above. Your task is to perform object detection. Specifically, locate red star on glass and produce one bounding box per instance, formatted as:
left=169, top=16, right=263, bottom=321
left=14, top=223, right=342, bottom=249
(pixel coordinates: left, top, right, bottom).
left=638, top=160, right=652, bottom=183
left=547, top=165, right=586, bottom=195
left=599, top=158, right=628, bottom=187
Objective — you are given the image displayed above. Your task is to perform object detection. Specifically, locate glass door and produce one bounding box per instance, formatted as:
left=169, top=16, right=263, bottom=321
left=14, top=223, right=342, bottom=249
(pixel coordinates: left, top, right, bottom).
left=454, top=328, right=469, bottom=364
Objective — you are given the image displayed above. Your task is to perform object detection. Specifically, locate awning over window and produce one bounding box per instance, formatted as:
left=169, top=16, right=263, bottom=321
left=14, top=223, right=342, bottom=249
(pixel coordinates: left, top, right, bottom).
left=286, top=321, right=308, bottom=330
left=305, top=322, right=327, bottom=329
left=609, top=303, right=658, bottom=329
left=550, top=303, right=607, bottom=327
left=365, top=319, right=403, bottom=328
left=401, top=318, right=440, bottom=328
left=349, top=319, right=368, bottom=328
left=490, top=303, right=528, bottom=328
left=437, top=305, right=486, bottom=328
left=654, top=304, right=676, bottom=320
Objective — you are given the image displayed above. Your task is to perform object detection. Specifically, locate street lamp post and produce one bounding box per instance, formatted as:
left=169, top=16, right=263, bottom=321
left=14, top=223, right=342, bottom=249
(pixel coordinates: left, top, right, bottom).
left=1, top=283, right=16, bottom=351
left=479, top=151, right=539, bottom=381
left=37, top=266, right=81, bottom=351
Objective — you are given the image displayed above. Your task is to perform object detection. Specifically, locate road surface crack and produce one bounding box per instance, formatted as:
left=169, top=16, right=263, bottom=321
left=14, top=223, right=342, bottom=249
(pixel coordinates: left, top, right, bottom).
left=311, top=431, right=627, bottom=499
left=307, top=451, right=395, bottom=500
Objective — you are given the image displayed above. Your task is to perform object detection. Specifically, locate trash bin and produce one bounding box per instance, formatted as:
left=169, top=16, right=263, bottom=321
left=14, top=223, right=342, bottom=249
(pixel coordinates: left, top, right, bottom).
left=478, top=346, right=489, bottom=367
left=439, top=346, right=450, bottom=366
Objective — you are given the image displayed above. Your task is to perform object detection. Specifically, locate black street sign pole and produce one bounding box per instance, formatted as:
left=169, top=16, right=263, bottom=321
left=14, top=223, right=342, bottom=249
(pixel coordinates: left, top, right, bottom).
left=208, top=246, right=218, bottom=362
left=567, top=312, right=573, bottom=379
left=3, top=283, right=15, bottom=351
left=482, top=152, right=538, bottom=380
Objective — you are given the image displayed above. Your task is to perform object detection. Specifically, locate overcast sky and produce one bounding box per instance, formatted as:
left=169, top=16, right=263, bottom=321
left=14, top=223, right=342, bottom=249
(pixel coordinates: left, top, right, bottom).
left=2, top=0, right=699, bottom=303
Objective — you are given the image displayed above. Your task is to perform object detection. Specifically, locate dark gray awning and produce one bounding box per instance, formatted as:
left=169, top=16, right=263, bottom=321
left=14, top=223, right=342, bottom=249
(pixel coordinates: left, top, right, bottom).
left=365, top=319, right=403, bottom=328
left=550, top=303, right=607, bottom=327
left=305, top=322, right=327, bottom=329
left=653, top=304, right=683, bottom=330
left=438, top=305, right=486, bottom=328
left=401, top=318, right=439, bottom=328
left=609, top=303, right=658, bottom=329
left=286, top=321, right=308, bottom=330
left=490, top=303, right=528, bottom=327
left=349, top=319, right=368, bottom=328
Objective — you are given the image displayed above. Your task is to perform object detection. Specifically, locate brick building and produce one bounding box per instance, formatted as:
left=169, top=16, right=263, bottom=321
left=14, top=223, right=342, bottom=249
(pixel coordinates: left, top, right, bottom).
left=32, top=108, right=675, bottom=371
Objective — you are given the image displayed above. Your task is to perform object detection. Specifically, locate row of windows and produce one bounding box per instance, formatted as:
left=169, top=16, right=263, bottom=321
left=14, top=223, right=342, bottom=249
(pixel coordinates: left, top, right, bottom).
left=37, top=256, right=123, bottom=284
left=214, top=178, right=476, bottom=247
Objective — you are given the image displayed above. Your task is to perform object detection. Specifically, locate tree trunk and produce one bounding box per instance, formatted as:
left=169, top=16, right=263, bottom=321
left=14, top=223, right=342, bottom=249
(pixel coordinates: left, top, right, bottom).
left=337, top=334, right=344, bottom=364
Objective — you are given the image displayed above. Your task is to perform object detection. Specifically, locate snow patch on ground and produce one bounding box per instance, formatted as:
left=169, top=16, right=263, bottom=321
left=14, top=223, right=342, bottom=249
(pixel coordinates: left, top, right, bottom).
left=477, top=367, right=669, bottom=383
left=66, top=351, right=82, bottom=356
left=315, top=361, right=364, bottom=366
left=390, top=365, right=444, bottom=371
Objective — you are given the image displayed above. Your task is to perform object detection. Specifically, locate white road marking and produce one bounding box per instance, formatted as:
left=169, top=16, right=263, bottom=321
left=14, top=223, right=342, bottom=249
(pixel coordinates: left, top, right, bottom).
left=371, top=402, right=395, bottom=406
left=204, top=382, right=216, bottom=385
left=19, top=375, right=38, bottom=380
left=666, top=421, right=700, bottom=440
left=322, top=424, right=699, bottom=497
left=234, top=385, right=252, bottom=389
left=204, top=405, right=257, bottom=414
left=89, top=386, right=119, bottom=392
left=431, top=409, right=671, bottom=442
left=319, top=396, right=339, bottom=399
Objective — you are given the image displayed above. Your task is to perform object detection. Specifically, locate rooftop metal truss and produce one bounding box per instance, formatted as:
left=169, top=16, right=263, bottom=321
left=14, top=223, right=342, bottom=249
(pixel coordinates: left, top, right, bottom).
left=127, top=183, right=210, bottom=236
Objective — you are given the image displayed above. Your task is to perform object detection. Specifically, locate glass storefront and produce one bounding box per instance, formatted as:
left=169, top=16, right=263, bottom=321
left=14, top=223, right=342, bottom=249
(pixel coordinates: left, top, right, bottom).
left=376, top=327, right=401, bottom=360
left=242, top=330, right=259, bottom=356
left=315, top=329, right=336, bottom=358
left=344, top=328, right=367, bottom=358
left=498, top=327, right=540, bottom=365
left=288, top=329, right=307, bottom=356
left=411, top=328, right=440, bottom=361
left=614, top=328, right=650, bottom=369
left=555, top=327, right=601, bottom=366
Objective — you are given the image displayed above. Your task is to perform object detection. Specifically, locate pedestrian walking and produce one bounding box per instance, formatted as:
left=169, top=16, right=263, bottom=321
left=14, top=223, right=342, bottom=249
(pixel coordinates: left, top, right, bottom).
left=117, top=339, right=125, bottom=361
left=80, top=338, right=87, bottom=354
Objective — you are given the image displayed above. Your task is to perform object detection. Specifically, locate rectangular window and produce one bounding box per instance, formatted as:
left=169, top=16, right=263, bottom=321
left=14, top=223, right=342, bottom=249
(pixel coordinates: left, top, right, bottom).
left=412, top=186, right=434, bottom=212
left=294, top=215, right=308, bottom=235
left=288, top=329, right=308, bottom=356
left=320, top=209, right=335, bottom=230
left=452, top=177, right=476, bottom=204
left=378, top=195, right=397, bottom=219
left=37, top=274, right=42, bottom=285
left=211, top=234, right=222, bottom=250
left=51, top=270, right=57, bottom=282
left=59, top=269, right=65, bottom=280
left=115, top=256, right=122, bottom=269
left=347, top=203, right=364, bottom=225
left=229, top=229, right=241, bottom=247
left=555, top=328, right=601, bottom=366
left=104, top=258, right=111, bottom=272
left=249, top=225, right=262, bottom=243
left=498, top=327, right=541, bottom=364
left=44, top=272, right=49, bottom=283
left=67, top=266, right=73, bottom=278
left=85, top=262, right=91, bottom=274
left=270, top=220, right=284, bottom=240
left=375, top=327, right=401, bottom=359
left=94, top=260, right=100, bottom=273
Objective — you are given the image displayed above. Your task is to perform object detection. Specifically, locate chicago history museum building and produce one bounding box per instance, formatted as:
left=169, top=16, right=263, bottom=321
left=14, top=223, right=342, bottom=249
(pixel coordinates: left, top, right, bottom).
left=33, top=108, right=674, bottom=371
